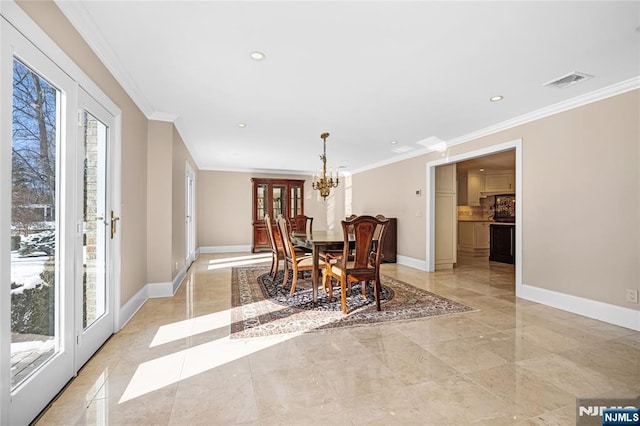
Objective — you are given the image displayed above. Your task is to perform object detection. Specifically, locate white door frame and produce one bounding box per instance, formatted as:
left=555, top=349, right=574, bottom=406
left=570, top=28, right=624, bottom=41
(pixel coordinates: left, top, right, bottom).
left=185, top=161, right=196, bottom=265
left=1, top=18, right=77, bottom=426
left=75, top=89, right=119, bottom=369
left=425, top=139, right=523, bottom=294
left=1, top=3, right=122, bottom=423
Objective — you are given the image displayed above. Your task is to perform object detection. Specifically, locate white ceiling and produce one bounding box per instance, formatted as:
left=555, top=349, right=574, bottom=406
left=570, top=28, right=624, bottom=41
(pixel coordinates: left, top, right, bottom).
left=56, top=1, right=640, bottom=175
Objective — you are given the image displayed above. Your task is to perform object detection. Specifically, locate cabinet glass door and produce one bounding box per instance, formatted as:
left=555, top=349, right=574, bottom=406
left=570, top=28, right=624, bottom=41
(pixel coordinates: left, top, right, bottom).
left=272, top=185, right=286, bottom=218
left=256, top=184, right=267, bottom=220
left=290, top=186, right=302, bottom=217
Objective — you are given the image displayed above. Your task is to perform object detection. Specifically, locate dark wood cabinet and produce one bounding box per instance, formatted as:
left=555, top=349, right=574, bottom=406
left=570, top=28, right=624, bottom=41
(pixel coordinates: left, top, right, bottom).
left=380, top=217, right=397, bottom=263
left=252, top=178, right=305, bottom=252
left=489, top=224, right=515, bottom=264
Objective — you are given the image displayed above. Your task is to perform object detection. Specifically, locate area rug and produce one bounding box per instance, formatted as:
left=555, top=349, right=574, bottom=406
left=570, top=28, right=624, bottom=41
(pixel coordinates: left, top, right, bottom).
left=230, top=266, right=475, bottom=338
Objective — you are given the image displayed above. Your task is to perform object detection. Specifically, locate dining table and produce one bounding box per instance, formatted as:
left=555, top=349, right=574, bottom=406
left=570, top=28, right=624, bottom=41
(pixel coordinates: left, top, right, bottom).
left=290, top=229, right=347, bottom=303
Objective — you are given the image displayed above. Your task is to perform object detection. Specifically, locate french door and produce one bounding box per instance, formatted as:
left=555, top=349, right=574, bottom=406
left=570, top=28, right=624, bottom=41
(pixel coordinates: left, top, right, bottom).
left=76, top=89, right=116, bottom=369
left=1, top=17, right=118, bottom=425
left=185, top=162, right=196, bottom=265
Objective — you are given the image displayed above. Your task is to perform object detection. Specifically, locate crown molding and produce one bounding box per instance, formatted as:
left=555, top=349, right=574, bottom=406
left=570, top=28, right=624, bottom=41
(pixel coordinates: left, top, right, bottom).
left=351, top=76, right=640, bottom=175
left=445, top=76, right=640, bottom=149
left=55, top=0, right=157, bottom=119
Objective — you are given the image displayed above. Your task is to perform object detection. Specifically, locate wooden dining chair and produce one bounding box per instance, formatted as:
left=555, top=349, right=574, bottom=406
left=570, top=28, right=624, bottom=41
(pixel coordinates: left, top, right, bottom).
left=320, top=214, right=358, bottom=261
left=290, top=214, right=313, bottom=234
left=265, top=214, right=306, bottom=280
left=322, top=215, right=390, bottom=314
left=371, top=214, right=387, bottom=259
left=264, top=214, right=282, bottom=279
left=276, top=215, right=324, bottom=296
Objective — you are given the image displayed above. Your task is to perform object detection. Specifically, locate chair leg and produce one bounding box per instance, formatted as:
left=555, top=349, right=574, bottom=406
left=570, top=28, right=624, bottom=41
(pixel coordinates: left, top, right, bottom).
left=289, top=264, right=299, bottom=296
left=374, top=276, right=381, bottom=311
left=328, top=276, right=335, bottom=302
left=361, top=280, right=367, bottom=299
left=282, top=261, right=290, bottom=290
left=273, top=254, right=280, bottom=279
left=322, top=270, right=331, bottom=301
left=340, top=277, right=348, bottom=314
left=269, top=253, right=276, bottom=278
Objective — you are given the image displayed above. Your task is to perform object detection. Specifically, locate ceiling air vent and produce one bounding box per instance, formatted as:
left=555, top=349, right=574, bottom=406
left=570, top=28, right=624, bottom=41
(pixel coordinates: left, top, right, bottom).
left=544, top=72, right=593, bottom=89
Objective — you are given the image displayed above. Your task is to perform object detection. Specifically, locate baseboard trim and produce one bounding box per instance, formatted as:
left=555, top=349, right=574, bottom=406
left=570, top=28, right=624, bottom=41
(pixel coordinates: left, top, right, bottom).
left=396, top=255, right=428, bottom=271
left=118, top=259, right=194, bottom=329
left=147, top=281, right=173, bottom=298
left=199, top=245, right=252, bottom=253
left=119, top=285, right=148, bottom=329
left=520, top=283, right=640, bottom=331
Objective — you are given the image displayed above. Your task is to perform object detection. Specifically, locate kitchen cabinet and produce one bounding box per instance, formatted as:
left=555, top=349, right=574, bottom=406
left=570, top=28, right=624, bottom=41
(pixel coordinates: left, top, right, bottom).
left=484, top=171, right=514, bottom=193
left=458, top=221, right=490, bottom=256
left=489, top=223, right=515, bottom=264
left=435, top=164, right=457, bottom=269
left=251, top=178, right=305, bottom=252
left=457, top=172, right=483, bottom=206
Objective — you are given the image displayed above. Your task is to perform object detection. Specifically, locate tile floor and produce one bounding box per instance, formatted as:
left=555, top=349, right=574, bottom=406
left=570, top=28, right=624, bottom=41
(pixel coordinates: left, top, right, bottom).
left=36, top=253, right=639, bottom=425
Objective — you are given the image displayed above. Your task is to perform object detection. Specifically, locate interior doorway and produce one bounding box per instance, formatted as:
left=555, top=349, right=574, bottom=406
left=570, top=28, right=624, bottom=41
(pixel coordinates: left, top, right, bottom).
left=425, top=139, right=522, bottom=294
left=455, top=150, right=516, bottom=263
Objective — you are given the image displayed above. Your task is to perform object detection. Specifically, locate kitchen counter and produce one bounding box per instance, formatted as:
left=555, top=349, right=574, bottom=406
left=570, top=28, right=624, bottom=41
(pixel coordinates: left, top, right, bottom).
left=458, top=219, right=494, bottom=222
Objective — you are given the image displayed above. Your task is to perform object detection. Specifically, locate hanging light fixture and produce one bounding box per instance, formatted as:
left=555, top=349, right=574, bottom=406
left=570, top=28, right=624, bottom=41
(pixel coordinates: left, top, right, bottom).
left=312, top=132, right=339, bottom=200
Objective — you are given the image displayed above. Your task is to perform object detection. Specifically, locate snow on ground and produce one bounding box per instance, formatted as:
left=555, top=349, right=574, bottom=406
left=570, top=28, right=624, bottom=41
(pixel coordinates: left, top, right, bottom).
left=11, top=337, right=55, bottom=354
left=10, top=252, right=47, bottom=295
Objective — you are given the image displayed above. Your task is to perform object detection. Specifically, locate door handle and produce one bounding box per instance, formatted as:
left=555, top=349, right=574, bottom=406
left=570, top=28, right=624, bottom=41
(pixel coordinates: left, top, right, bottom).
left=110, top=211, right=120, bottom=239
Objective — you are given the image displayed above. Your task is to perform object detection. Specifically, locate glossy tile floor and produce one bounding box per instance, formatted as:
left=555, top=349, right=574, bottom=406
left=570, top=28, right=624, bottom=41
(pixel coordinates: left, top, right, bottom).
left=37, top=253, right=639, bottom=425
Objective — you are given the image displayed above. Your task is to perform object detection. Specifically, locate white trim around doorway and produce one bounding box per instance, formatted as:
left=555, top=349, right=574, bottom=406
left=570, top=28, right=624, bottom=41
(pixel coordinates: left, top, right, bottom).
left=424, top=139, right=523, bottom=296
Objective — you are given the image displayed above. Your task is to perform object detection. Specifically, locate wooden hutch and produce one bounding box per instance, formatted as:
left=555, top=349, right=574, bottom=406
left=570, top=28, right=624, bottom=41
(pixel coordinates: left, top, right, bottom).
left=251, top=178, right=305, bottom=252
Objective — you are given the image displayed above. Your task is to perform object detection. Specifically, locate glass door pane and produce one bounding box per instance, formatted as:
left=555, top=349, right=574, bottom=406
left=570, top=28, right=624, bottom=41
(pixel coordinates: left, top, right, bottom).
left=76, top=88, right=115, bottom=370
left=256, top=184, right=267, bottom=220
left=290, top=186, right=301, bottom=217
left=82, top=111, right=107, bottom=329
left=10, top=59, right=60, bottom=388
left=272, top=185, right=286, bottom=218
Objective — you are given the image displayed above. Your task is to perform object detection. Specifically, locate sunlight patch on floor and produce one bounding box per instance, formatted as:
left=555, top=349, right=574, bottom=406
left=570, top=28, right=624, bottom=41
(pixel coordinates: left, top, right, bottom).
left=119, top=333, right=296, bottom=404
left=206, top=253, right=271, bottom=270
left=149, top=310, right=231, bottom=348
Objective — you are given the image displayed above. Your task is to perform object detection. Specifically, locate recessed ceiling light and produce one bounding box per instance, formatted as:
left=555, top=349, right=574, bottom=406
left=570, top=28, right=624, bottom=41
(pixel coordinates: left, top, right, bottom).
left=390, top=140, right=398, bottom=144
left=250, top=51, right=265, bottom=61
left=480, top=168, right=485, bottom=172
left=490, top=96, right=504, bottom=102
left=237, top=123, right=246, bottom=128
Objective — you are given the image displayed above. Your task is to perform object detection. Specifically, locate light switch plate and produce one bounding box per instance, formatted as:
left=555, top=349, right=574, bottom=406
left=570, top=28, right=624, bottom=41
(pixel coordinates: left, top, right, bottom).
left=626, top=289, right=638, bottom=304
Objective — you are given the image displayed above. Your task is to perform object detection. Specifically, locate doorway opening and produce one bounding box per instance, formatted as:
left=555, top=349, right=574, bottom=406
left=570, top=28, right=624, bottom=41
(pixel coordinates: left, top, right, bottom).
left=426, top=139, right=522, bottom=296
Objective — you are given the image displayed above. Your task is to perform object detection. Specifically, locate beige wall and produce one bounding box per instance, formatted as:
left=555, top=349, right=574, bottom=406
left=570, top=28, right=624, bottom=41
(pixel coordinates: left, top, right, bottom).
left=17, top=0, right=150, bottom=304
left=146, top=121, right=197, bottom=283
left=353, top=89, right=640, bottom=310
left=352, top=155, right=429, bottom=259
left=198, top=170, right=343, bottom=248
left=146, top=121, right=173, bottom=283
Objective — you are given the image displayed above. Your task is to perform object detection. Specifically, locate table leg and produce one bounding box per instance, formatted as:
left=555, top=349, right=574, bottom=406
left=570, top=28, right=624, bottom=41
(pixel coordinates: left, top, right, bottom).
left=312, top=245, right=319, bottom=303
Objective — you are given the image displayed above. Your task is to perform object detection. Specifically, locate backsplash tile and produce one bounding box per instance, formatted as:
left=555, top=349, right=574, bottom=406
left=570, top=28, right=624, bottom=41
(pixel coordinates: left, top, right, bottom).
left=458, top=198, right=494, bottom=220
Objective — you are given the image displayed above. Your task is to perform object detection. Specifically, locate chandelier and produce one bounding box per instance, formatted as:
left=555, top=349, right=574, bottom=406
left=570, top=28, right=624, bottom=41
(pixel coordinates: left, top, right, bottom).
left=312, top=132, right=339, bottom=200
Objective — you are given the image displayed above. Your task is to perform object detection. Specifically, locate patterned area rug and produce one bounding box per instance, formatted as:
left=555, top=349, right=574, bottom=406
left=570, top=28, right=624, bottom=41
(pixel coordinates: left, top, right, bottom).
left=230, top=266, right=475, bottom=338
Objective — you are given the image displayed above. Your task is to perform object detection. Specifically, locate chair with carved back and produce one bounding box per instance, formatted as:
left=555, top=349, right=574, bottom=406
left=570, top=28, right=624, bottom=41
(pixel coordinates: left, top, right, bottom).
left=276, top=215, right=324, bottom=296
left=290, top=214, right=313, bottom=234
left=321, top=215, right=390, bottom=314
left=264, top=214, right=282, bottom=279
left=265, top=214, right=306, bottom=280
left=371, top=214, right=387, bottom=257
left=320, top=214, right=357, bottom=261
